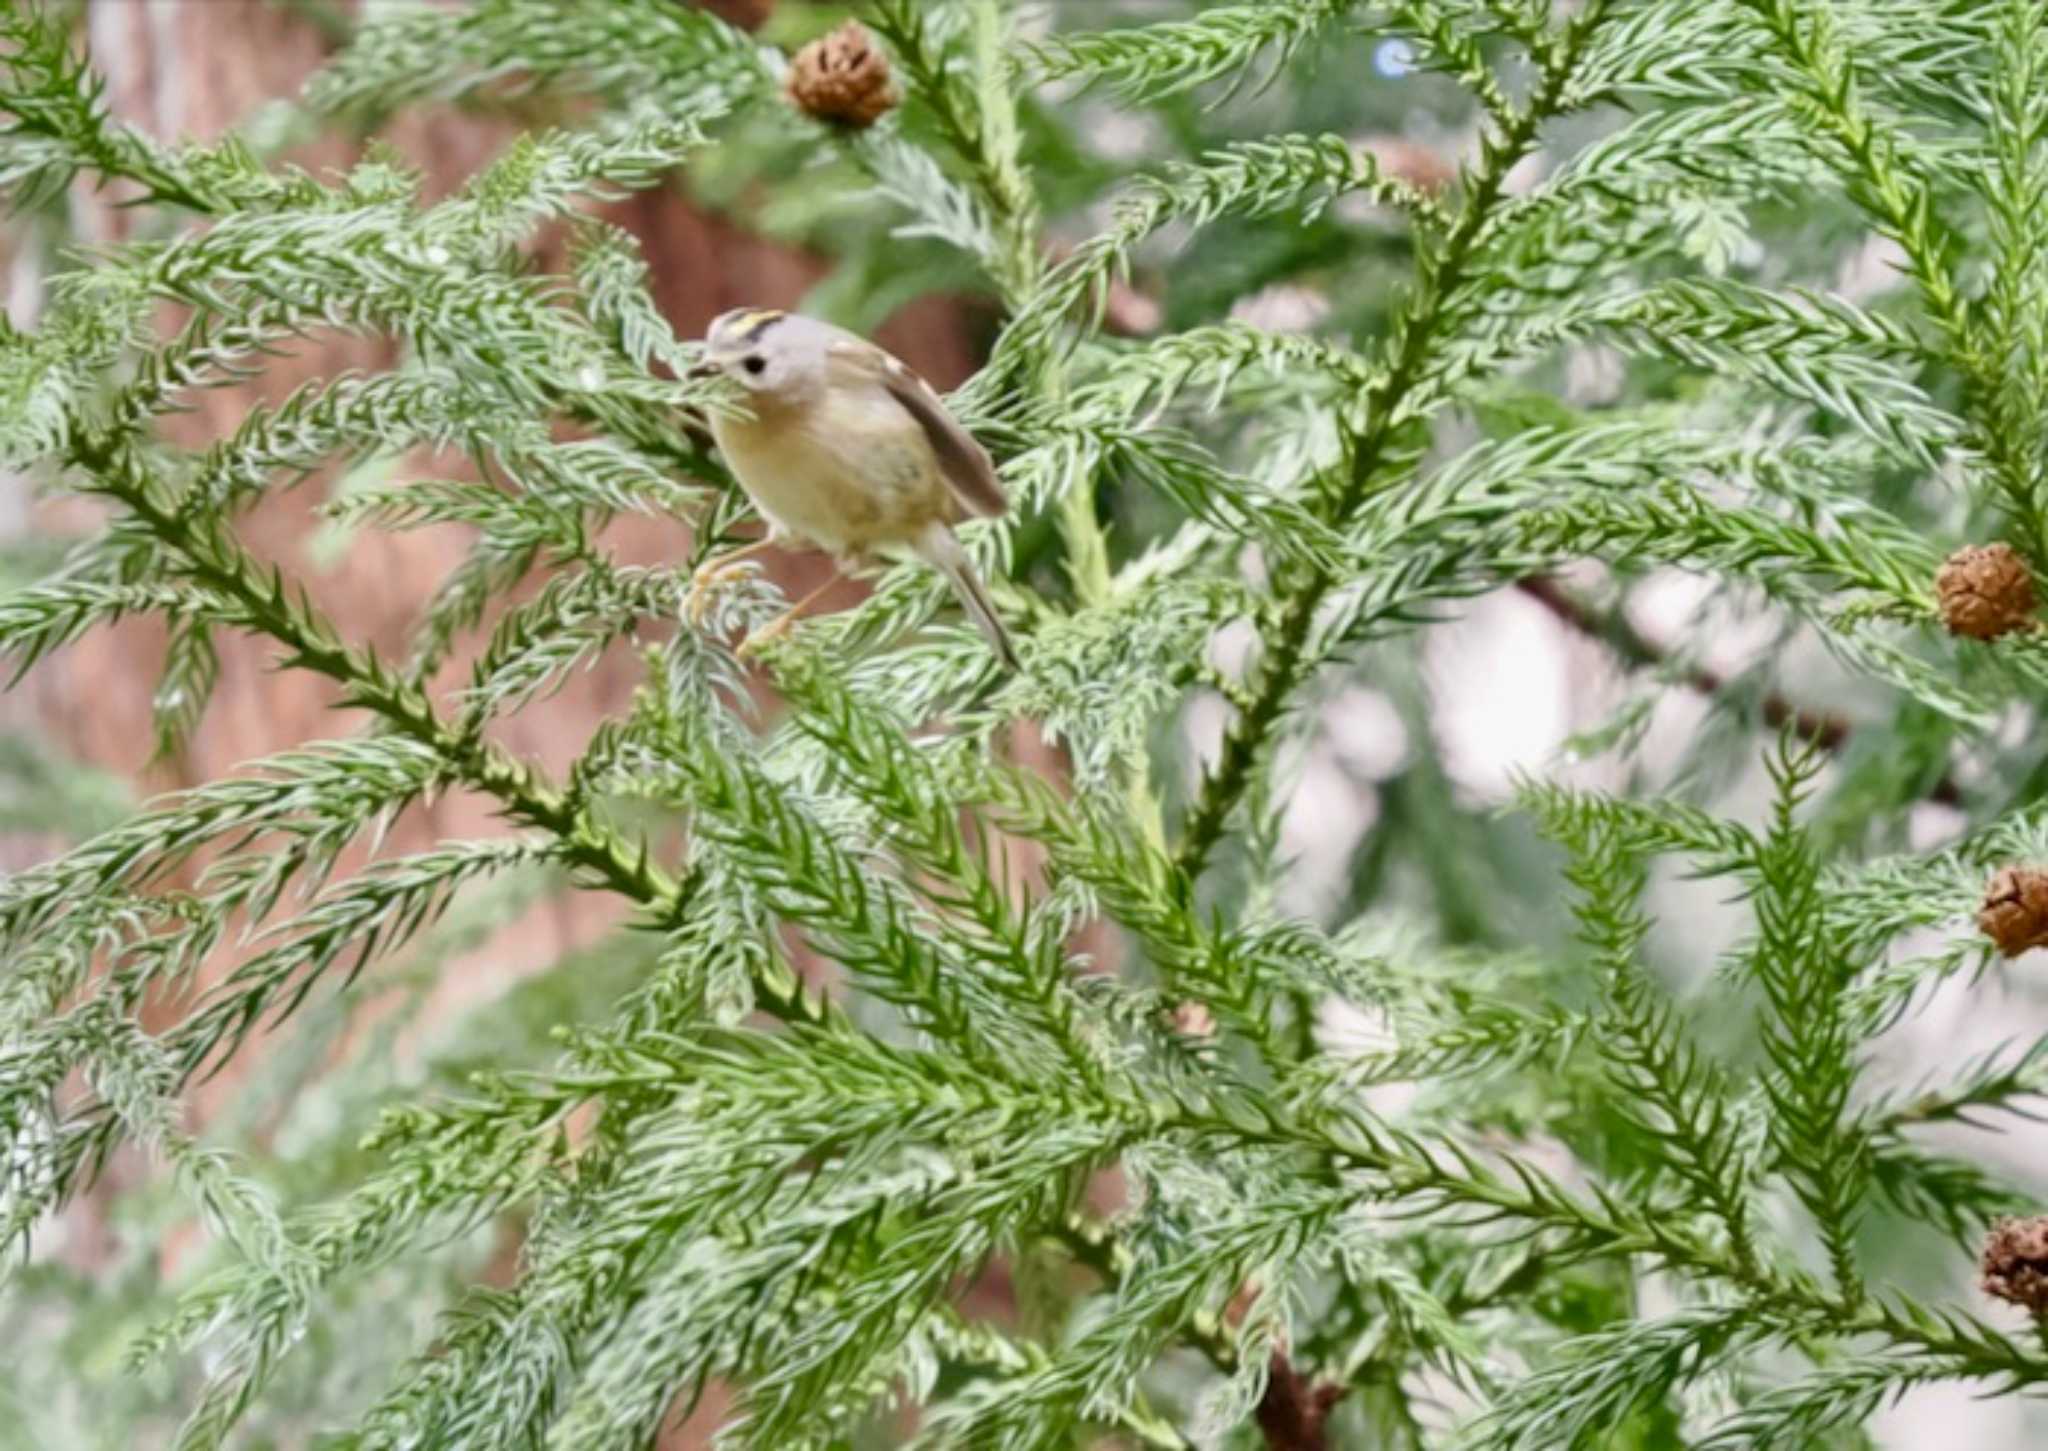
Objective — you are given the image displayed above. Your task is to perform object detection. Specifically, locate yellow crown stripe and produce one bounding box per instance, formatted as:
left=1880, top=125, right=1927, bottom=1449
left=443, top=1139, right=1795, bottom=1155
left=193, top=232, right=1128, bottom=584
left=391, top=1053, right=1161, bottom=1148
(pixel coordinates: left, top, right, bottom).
left=730, top=308, right=787, bottom=341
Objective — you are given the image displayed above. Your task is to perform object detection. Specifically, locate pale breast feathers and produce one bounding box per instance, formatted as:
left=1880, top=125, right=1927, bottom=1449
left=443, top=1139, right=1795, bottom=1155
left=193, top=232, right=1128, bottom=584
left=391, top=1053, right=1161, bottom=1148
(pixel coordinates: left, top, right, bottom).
left=830, top=339, right=1008, bottom=520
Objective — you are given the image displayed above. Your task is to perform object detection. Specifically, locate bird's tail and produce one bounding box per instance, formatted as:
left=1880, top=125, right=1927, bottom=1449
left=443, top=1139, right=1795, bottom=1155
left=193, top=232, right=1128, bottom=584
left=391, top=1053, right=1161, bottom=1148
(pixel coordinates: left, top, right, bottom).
left=917, top=521, right=1019, bottom=671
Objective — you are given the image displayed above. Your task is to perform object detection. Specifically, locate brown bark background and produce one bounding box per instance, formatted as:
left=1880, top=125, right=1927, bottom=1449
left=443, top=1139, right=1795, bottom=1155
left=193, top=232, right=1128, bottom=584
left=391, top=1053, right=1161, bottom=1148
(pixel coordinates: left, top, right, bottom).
left=0, top=5, right=1068, bottom=1444
left=27, top=0, right=976, bottom=810
left=2, top=4, right=981, bottom=1433
left=13, top=2, right=980, bottom=1058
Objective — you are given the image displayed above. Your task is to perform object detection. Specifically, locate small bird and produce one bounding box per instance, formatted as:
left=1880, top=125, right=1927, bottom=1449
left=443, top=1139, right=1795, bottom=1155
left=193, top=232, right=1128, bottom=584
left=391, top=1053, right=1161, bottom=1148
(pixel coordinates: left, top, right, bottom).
left=692, top=308, right=1018, bottom=669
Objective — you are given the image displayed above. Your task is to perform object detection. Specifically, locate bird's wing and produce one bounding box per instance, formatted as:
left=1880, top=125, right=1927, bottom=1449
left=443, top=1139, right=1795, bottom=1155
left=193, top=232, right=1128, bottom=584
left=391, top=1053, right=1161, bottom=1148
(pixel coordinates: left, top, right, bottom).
left=831, top=337, right=1007, bottom=519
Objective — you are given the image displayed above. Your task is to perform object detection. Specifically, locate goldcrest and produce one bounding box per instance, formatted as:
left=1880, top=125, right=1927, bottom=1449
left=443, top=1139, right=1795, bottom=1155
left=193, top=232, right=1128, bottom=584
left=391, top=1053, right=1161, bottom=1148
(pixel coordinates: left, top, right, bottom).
left=695, top=308, right=1018, bottom=670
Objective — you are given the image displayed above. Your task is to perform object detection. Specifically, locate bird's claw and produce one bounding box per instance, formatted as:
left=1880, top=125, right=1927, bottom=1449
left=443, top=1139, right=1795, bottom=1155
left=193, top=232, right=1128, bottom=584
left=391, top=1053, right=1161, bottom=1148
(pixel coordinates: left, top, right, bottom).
left=737, top=616, right=794, bottom=660
left=684, top=560, right=756, bottom=626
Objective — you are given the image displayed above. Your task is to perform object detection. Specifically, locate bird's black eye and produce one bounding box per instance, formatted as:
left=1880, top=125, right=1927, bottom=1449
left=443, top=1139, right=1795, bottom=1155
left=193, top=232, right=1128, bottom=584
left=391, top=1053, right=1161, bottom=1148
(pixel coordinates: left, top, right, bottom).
left=742, top=355, right=767, bottom=376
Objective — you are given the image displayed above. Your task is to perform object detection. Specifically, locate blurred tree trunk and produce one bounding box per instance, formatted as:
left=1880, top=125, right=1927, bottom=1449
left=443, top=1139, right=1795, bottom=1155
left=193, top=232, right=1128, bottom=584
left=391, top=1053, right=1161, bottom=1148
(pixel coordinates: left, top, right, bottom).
left=35, top=0, right=981, bottom=795
left=3, top=10, right=1030, bottom=1437
left=9, top=0, right=967, bottom=1277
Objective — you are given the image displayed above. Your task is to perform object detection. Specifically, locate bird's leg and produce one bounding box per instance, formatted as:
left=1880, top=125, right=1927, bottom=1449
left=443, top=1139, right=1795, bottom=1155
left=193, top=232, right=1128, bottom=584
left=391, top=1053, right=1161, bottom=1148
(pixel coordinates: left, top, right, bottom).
left=738, top=567, right=847, bottom=658
left=685, top=535, right=779, bottom=624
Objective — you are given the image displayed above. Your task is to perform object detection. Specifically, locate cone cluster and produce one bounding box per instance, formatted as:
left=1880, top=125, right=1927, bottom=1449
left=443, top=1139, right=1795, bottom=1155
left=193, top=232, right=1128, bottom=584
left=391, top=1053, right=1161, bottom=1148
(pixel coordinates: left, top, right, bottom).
left=1979, top=865, right=2048, bottom=956
left=786, top=21, right=897, bottom=129
left=1936, top=543, right=2037, bottom=641
left=1982, top=1216, right=2048, bottom=1313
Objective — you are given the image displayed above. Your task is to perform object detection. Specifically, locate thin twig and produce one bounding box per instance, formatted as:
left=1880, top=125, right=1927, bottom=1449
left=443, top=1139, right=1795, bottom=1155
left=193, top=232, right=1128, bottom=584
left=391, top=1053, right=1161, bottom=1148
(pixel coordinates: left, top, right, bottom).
left=1513, top=576, right=1963, bottom=807
left=1173, top=0, right=1618, bottom=881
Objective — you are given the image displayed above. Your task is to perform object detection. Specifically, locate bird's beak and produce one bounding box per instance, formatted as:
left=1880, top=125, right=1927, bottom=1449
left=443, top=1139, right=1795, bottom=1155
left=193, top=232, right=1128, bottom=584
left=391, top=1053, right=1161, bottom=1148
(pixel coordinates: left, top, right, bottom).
left=686, top=360, right=720, bottom=381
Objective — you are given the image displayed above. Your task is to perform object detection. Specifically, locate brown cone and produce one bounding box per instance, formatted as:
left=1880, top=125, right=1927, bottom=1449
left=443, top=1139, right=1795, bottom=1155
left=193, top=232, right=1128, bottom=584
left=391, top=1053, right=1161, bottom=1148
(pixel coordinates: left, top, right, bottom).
left=1936, top=543, right=2037, bottom=641
left=786, top=21, right=897, bottom=129
left=1168, top=1000, right=1217, bottom=1040
left=1979, top=865, right=2048, bottom=956
left=1982, top=1216, right=2048, bottom=1313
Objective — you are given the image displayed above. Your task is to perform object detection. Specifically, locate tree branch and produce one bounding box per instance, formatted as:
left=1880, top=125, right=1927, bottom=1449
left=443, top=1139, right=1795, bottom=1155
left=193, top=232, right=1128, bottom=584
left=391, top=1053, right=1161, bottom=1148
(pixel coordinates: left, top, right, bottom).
left=1514, top=575, right=1963, bottom=807
left=64, top=431, right=850, bottom=1029
left=1174, top=0, right=1618, bottom=880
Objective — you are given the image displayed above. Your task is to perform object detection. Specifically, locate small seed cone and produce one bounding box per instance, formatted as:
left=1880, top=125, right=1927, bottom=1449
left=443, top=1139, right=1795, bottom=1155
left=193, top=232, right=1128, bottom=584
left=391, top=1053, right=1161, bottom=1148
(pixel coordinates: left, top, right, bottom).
left=1982, top=1215, right=2048, bottom=1313
left=786, top=21, right=896, bottom=129
left=1169, top=1001, right=1217, bottom=1040
left=1979, top=865, right=2048, bottom=956
left=1936, top=543, right=2037, bottom=641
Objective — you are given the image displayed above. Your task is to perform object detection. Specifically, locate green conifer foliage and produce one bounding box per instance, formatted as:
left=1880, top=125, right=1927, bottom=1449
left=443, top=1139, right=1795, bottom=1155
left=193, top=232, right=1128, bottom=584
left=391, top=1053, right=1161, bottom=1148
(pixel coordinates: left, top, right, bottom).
left=6, top=1, right=2048, bottom=1445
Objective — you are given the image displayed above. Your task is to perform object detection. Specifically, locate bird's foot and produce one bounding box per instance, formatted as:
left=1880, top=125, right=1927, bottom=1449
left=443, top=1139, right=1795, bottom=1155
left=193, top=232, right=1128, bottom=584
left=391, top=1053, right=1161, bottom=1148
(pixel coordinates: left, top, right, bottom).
left=684, top=559, right=759, bottom=626
left=737, top=610, right=798, bottom=660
